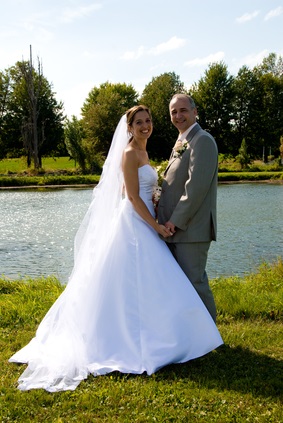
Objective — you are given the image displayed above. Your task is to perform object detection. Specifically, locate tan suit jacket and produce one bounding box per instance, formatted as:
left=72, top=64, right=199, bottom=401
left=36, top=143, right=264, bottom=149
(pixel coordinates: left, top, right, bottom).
left=158, top=123, right=218, bottom=243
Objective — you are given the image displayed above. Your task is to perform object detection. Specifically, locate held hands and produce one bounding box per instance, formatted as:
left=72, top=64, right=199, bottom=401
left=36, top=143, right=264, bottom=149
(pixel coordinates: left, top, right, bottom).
left=165, top=221, right=176, bottom=235
left=156, top=220, right=176, bottom=238
left=158, top=224, right=173, bottom=238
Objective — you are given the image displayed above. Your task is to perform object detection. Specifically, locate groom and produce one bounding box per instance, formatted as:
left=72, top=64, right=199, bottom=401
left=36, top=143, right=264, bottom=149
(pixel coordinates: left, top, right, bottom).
left=158, top=94, right=218, bottom=322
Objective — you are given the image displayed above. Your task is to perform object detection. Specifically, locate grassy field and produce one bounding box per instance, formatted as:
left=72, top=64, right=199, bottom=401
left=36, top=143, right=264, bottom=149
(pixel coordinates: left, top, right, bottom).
left=0, top=157, right=78, bottom=174
left=0, top=157, right=282, bottom=187
left=0, top=156, right=282, bottom=176
left=1, top=259, right=282, bottom=422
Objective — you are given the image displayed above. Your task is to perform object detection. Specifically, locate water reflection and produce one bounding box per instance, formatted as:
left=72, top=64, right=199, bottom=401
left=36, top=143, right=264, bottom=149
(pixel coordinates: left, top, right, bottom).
left=208, top=183, right=283, bottom=277
left=0, top=184, right=282, bottom=282
left=0, top=189, right=92, bottom=282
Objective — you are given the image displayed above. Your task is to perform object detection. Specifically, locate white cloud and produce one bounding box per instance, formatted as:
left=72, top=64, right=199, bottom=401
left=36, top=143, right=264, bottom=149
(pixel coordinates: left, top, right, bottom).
left=236, top=10, right=260, bottom=23
left=121, top=46, right=146, bottom=60
left=235, top=50, right=269, bottom=69
left=184, top=52, right=225, bottom=67
left=264, top=6, right=283, bottom=21
left=61, top=3, right=102, bottom=23
left=148, top=36, right=186, bottom=56
left=121, top=36, right=186, bottom=60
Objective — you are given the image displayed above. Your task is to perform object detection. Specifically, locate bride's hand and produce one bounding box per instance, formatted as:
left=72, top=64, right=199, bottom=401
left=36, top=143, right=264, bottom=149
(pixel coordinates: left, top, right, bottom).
left=158, top=224, right=173, bottom=238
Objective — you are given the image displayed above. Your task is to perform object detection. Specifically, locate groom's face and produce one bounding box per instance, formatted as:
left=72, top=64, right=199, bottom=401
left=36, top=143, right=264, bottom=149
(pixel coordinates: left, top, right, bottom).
left=170, top=97, right=197, bottom=134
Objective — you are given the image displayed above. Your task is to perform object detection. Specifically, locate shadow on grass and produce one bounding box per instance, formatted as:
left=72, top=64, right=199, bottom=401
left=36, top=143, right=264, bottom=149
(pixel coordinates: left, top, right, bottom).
left=156, top=344, right=283, bottom=399
left=105, top=344, right=282, bottom=399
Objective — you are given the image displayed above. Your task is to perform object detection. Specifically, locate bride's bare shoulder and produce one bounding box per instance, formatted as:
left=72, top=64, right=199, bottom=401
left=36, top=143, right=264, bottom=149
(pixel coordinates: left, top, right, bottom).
left=122, top=147, right=139, bottom=169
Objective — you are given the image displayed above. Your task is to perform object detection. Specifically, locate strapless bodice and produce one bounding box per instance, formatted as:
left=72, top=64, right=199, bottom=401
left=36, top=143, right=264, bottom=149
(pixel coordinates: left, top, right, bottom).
left=138, top=164, right=158, bottom=203
left=124, top=165, right=157, bottom=217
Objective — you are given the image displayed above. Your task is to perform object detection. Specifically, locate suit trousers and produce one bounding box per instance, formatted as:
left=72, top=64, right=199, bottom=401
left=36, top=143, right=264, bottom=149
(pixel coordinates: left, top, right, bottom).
left=167, top=241, right=217, bottom=322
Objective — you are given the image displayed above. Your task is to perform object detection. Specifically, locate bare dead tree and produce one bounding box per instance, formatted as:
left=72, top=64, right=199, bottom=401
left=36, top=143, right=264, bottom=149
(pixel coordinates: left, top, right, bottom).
left=19, top=45, right=43, bottom=169
left=21, top=120, right=33, bottom=167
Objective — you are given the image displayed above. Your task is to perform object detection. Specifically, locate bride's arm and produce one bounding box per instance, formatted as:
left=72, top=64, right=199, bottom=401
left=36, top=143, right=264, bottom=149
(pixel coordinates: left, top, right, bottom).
left=122, top=150, right=171, bottom=238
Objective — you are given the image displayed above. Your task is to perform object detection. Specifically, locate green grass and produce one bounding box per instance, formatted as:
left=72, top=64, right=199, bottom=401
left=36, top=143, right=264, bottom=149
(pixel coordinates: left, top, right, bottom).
left=1, top=260, right=282, bottom=422
left=218, top=171, right=283, bottom=182
left=0, top=157, right=102, bottom=187
left=0, top=157, right=78, bottom=174
left=0, top=174, right=100, bottom=187
left=218, top=157, right=283, bottom=173
left=0, top=157, right=283, bottom=187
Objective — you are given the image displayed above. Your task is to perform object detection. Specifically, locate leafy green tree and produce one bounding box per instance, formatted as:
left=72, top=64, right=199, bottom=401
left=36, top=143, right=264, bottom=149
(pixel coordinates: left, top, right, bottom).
left=279, top=135, right=283, bottom=165
left=0, top=71, right=11, bottom=126
left=236, top=138, right=250, bottom=169
left=81, top=82, right=138, bottom=172
left=0, top=69, right=13, bottom=159
left=258, top=52, right=283, bottom=77
left=254, top=54, right=283, bottom=160
left=140, top=72, right=186, bottom=159
left=81, top=82, right=138, bottom=159
left=191, top=62, right=235, bottom=154
left=64, top=116, right=86, bottom=172
left=0, top=66, right=27, bottom=159
left=232, top=66, right=264, bottom=158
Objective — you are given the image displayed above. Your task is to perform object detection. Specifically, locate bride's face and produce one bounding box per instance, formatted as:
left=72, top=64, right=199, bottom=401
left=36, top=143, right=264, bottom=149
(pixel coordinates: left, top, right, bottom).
left=130, top=111, right=153, bottom=141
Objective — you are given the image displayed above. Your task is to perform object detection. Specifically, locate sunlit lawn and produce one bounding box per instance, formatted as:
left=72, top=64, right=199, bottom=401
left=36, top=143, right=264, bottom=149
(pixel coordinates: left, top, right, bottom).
left=0, top=260, right=282, bottom=422
left=0, top=157, right=78, bottom=174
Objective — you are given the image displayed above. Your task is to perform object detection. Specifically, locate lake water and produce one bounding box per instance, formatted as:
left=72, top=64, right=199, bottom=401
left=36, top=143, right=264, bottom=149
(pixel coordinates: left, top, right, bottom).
left=0, top=183, right=282, bottom=283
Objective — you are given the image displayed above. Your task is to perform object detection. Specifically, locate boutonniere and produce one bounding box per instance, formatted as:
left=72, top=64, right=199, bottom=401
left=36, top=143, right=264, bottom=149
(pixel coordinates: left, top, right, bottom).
left=172, top=140, right=188, bottom=158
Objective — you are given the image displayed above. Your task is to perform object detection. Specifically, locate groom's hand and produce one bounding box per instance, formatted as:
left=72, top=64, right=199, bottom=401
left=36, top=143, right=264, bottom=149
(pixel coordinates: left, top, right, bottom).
left=165, top=221, right=176, bottom=234
left=158, top=225, right=173, bottom=238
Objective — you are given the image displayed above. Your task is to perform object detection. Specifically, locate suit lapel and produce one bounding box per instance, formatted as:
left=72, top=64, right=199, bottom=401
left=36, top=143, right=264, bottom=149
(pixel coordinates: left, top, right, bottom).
left=185, top=123, right=201, bottom=143
left=164, top=156, right=178, bottom=175
left=164, top=124, right=201, bottom=175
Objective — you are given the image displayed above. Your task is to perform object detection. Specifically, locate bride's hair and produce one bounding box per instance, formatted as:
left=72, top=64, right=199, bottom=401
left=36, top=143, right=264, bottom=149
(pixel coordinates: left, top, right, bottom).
left=126, top=105, right=152, bottom=143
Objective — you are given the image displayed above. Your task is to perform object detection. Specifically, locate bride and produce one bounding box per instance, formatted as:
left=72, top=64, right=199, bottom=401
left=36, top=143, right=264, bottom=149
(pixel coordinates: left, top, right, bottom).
left=9, top=105, right=223, bottom=392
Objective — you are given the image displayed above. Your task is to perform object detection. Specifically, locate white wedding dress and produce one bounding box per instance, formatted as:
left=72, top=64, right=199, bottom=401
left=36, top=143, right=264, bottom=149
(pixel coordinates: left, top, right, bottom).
left=9, top=165, right=223, bottom=392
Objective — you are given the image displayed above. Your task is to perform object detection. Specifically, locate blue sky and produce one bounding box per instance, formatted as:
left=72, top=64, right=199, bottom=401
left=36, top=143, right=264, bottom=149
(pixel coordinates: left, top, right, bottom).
left=1, top=0, right=282, bottom=118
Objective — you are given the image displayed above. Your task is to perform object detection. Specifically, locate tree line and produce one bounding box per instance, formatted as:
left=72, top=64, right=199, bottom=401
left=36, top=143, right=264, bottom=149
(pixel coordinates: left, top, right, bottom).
left=1, top=50, right=282, bottom=171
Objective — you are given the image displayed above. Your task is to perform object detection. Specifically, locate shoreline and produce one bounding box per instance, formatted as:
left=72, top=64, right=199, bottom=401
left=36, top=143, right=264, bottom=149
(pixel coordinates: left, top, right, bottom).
left=0, top=184, right=96, bottom=190
left=1, top=179, right=283, bottom=190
